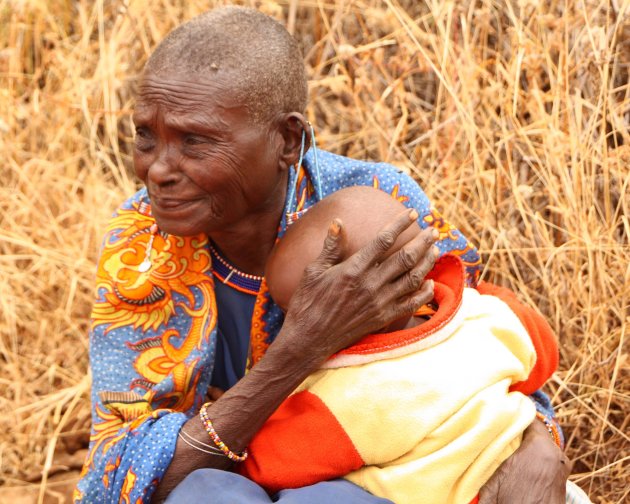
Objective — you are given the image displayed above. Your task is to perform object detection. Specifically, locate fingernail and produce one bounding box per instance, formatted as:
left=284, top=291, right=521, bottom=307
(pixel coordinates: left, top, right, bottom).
left=432, top=246, right=440, bottom=258
left=432, top=228, right=439, bottom=240
left=330, top=219, right=341, bottom=236
left=409, top=209, right=419, bottom=220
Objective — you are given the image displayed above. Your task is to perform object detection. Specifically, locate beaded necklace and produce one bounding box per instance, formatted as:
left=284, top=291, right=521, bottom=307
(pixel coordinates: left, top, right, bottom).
left=208, top=242, right=263, bottom=295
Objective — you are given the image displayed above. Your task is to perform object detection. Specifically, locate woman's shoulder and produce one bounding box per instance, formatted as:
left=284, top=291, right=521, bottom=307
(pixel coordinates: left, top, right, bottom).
left=305, top=149, right=428, bottom=203
left=307, top=148, right=410, bottom=178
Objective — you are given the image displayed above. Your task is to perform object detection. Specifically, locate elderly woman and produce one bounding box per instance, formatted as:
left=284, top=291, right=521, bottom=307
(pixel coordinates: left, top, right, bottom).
left=74, top=6, right=569, bottom=504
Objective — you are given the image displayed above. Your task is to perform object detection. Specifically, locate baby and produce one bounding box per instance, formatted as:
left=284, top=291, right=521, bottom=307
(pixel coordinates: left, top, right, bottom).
left=239, top=186, right=560, bottom=504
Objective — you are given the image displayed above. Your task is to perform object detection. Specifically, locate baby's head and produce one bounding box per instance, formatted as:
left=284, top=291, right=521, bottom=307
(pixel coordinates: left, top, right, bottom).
left=265, top=186, right=422, bottom=313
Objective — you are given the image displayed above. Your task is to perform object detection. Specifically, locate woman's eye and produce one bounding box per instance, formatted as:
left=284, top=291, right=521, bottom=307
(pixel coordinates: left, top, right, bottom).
left=135, top=127, right=149, bottom=138
left=134, top=128, right=154, bottom=150
left=184, top=135, right=209, bottom=146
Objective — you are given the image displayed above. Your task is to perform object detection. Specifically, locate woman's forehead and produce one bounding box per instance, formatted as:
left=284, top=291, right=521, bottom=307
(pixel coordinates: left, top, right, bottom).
left=133, top=74, right=246, bottom=123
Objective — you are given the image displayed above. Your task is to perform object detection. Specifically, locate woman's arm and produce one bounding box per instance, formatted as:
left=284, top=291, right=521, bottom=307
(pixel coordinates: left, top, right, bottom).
left=151, top=341, right=330, bottom=501
left=151, top=211, right=438, bottom=501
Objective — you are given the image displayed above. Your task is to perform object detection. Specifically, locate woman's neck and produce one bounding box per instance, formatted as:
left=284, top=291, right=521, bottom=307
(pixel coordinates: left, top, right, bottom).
left=209, top=209, right=282, bottom=277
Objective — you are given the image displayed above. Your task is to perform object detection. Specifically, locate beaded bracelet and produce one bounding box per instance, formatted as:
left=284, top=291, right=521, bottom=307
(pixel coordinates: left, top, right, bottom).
left=535, top=412, right=562, bottom=447
left=178, top=430, right=226, bottom=457
left=179, top=429, right=223, bottom=453
left=199, top=402, right=248, bottom=462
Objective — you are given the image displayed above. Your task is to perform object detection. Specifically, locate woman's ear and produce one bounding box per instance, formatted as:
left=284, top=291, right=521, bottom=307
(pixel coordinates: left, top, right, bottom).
left=277, top=112, right=311, bottom=171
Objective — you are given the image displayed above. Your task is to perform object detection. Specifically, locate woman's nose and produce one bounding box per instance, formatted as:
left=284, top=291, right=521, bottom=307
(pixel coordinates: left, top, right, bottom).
left=147, top=146, right=182, bottom=187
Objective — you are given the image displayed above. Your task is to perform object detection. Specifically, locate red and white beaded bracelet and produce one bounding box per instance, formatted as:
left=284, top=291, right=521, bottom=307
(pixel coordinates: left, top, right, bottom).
left=199, top=402, right=248, bottom=462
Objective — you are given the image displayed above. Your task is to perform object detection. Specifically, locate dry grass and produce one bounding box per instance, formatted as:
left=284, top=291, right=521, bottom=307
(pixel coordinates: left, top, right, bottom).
left=0, top=0, right=628, bottom=502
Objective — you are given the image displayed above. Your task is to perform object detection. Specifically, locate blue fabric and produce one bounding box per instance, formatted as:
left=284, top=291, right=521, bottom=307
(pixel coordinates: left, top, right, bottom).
left=211, top=280, right=257, bottom=391
left=531, top=389, right=565, bottom=447
left=76, top=147, right=486, bottom=502
left=165, top=469, right=394, bottom=503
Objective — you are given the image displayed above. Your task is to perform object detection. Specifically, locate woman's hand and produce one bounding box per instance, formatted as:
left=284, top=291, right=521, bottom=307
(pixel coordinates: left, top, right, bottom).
left=479, top=419, right=571, bottom=504
left=281, top=208, right=438, bottom=363
left=154, top=210, right=437, bottom=502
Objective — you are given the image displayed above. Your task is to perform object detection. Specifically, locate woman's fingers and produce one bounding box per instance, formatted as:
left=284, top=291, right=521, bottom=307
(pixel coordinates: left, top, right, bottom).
left=305, top=219, right=344, bottom=276
left=353, top=208, right=420, bottom=268
left=392, top=279, right=434, bottom=320
left=379, top=227, right=439, bottom=285
left=333, top=212, right=439, bottom=332
left=283, top=209, right=441, bottom=358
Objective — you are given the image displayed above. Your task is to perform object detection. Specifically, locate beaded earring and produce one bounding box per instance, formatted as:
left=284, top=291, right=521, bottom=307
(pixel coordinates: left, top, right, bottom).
left=285, top=122, right=323, bottom=218
left=308, top=121, right=323, bottom=198
left=284, top=127, right=306, bottom=215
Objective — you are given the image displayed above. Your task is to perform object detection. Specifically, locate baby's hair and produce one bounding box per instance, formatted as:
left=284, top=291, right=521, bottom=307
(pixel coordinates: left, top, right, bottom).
left=265, top=186, right=421, bottom=310
left=145, top=6, right=307, bottom=124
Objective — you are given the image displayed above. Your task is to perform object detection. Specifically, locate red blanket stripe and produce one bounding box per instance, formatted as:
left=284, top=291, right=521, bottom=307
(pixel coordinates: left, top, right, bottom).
left=239, top=390, right=364, bottom=493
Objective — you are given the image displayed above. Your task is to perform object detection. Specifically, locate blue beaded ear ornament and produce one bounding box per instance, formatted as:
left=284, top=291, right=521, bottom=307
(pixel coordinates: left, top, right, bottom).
left=308, top=121, right=323, bottom=199
left=284, top=127, right=306, bottom=215
left=286, top=121, right=324, bottom=218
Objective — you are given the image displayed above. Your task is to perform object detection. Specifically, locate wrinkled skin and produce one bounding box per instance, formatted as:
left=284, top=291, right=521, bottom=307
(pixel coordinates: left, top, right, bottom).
left=279, top=215, right=438, bottom=361
left=137, top=70, right=442, bottom=501
left=479, top=420, right=571, bottom=504
left=134, top=72, right=571, bottom=503
left=154, top=209, right=439, bottom=502
left=133, top=74, right=301, bottom=273
left=133, top=76, right=288, bottom=237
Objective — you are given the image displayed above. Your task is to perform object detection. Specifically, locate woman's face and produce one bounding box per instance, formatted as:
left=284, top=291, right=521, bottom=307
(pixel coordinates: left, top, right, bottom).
left=132, top=73, right=289, bottom=237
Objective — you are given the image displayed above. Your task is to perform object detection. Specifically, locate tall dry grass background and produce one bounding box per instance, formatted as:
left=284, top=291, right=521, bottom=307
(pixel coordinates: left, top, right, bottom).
left=0, top=0, right=628, bottom=502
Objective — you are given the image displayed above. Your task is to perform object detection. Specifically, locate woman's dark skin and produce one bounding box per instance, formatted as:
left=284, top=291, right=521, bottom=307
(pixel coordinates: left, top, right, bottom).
left=479, top=420, right=571, bottom=504
left=134, top=71, right=568, bottom=503
left=136, top=72, right=438, bottom=502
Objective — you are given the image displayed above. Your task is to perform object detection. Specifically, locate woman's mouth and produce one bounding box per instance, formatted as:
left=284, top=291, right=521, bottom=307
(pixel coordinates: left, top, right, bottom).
left=152, top=197, right=202, bottom=212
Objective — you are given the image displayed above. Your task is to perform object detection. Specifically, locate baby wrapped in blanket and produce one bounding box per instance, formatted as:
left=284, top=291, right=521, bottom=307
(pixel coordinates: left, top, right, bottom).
left=239, top=186, right=560, bottom=504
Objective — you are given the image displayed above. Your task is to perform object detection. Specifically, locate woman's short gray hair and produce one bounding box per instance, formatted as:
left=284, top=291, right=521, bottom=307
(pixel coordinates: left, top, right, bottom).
left=145, top=6, right=308, bottom=124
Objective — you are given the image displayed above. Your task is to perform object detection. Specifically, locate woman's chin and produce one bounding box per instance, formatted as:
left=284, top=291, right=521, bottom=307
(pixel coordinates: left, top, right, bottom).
left=152, top=213, right=206, bottom=237
left=151, top=201, right=213, bottom=236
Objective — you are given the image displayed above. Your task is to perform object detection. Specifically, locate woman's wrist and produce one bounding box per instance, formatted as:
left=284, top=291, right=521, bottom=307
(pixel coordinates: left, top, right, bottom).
left=208, top=330, right=323, bottom=445
left=199, top=401, right=248, bottom=462
left=266, top=321, right=330, bottom=370
left=152, top=327, right=320, bottom=502
left=535, top=411, right=563, bottom=448
left=180, top=415, right=235, bottom=467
